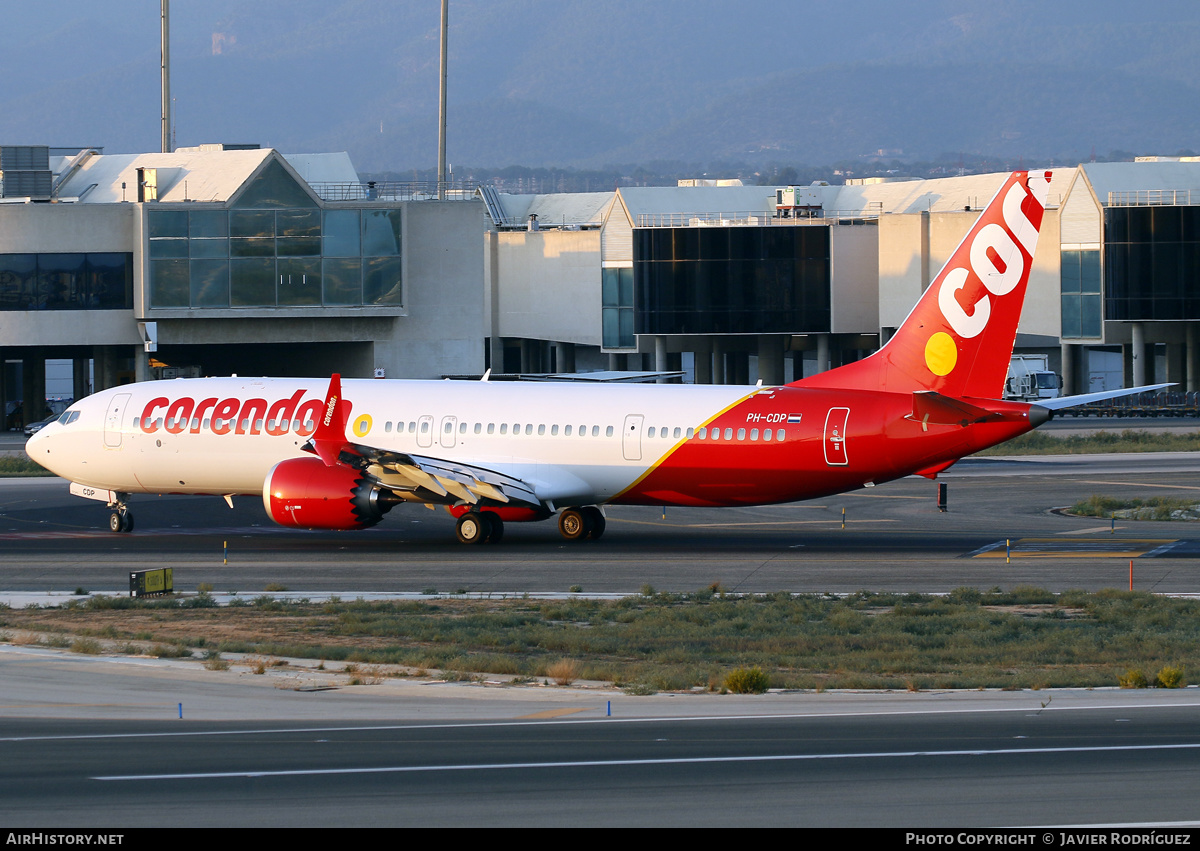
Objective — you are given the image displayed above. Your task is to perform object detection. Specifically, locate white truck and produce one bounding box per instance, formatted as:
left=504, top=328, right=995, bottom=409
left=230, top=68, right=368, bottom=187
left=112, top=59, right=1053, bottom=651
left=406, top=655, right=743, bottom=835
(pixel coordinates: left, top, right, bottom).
left=1005, top=354, right=1062, bottom=401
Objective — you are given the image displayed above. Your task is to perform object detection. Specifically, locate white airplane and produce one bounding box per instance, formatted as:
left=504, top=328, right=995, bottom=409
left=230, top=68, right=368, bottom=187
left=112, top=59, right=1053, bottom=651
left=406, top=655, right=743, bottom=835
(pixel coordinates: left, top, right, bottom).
left=27, top=171, right=1167, bottom=544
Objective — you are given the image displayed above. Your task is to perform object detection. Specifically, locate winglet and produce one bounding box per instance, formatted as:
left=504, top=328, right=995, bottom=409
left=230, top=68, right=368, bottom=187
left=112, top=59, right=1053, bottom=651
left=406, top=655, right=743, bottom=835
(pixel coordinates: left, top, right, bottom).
left=310, top=374, right=350, bottom=466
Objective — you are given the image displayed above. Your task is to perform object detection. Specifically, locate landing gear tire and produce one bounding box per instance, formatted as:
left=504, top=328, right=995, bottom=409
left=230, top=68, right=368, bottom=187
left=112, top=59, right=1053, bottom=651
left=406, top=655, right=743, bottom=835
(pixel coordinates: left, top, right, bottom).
left=109, top=509, right=133, bottom=533
left=482, top=512, right=504, bottom=543
left=456, top=511, right=491, bottom=545
left=583, top=506, right=605, bottom=540
left=558, top=508, right=591, bottom=541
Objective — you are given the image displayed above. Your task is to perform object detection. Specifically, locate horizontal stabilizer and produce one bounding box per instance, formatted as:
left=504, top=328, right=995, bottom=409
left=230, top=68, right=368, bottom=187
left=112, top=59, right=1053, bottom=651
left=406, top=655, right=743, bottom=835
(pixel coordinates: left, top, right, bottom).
left=1033, top=383, right=1174, bottom=411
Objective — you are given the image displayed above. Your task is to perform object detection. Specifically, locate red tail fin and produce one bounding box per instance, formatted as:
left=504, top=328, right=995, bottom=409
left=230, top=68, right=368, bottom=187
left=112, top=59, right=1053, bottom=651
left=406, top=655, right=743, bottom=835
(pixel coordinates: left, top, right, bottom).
left=794, top=170, right=1052, bottom=399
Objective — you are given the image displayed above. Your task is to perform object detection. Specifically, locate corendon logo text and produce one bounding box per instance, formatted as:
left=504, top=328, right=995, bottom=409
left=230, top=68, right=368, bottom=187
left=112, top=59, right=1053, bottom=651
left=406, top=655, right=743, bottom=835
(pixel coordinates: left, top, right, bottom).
left=137, top=390, right=350, bottom=438
left=922, top=172, right=1051, bottom=379
left=323, top=395, right=339, bottom=427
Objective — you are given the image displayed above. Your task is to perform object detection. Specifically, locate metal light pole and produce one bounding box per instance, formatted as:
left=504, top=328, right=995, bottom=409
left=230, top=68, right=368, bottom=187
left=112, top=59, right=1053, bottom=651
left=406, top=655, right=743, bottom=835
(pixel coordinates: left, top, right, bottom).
left=437, top=0, right=448, bottom=199
left=161, top=0, right=171, bottom=153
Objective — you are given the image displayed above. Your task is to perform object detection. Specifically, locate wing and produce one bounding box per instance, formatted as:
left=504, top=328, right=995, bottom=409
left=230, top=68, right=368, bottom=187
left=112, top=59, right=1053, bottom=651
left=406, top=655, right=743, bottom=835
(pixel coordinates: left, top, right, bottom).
left=302, top=374, right=541, bottom=510
left=349, top=444, right=541, bottom=507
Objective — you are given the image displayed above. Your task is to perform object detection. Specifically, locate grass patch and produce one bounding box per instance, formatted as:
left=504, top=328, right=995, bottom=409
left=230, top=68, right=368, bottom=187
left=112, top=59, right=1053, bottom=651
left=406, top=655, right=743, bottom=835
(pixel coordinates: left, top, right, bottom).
left=0, top=454, right=54, bottom=477
left=3, top=589, right=1199, bottom=690
left=1071, top=495, right=1200, bottom=521
left=977, top=429, right=1200, bottom=456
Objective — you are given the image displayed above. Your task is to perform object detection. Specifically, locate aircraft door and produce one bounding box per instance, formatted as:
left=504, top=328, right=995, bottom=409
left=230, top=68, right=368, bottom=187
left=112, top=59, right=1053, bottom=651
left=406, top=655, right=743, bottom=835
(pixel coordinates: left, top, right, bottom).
left=622, top=414, right=644, bottom=461
left=104, top=393, right=132, bottom=449
left=417, top=415, right=434, bottom=448
left=439, top=416, right=457, bottom=449
left=823, top=407, right=849, bottom=466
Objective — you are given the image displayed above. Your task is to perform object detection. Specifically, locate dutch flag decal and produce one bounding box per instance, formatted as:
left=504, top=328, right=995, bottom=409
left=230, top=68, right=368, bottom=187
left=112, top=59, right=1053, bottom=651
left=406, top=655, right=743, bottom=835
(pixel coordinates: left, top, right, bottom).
left=787, top=414, right=802, bottom=424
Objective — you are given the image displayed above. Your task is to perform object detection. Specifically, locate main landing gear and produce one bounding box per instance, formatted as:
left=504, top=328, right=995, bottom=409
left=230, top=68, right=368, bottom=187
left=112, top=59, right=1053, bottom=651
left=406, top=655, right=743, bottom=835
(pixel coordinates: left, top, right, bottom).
left=108, top=506, right=134, bottom=533
left=557, top=506, right=605, bottom=542
left=455, top=510, right=505, bottom=545
left=453, top=505, right=605, bottom=543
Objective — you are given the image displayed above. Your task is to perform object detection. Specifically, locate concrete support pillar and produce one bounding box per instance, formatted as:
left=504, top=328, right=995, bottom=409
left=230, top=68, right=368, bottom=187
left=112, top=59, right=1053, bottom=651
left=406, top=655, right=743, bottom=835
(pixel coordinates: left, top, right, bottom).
left=1166, top=342, right=1186, bottom=390
left=23, top=354, right=46, bottom=426
left=816, top=333, right=830, bottom=374
left=94, top=346, right=120, bottom=391
left=655, top=336, right=668, bottom=384
left=729, top=350, right=750, bottom=385
left=1187, top=324, right=1199, bottom=393
left=519, top=339, right=533, bottom=373
left=134, top=348, right=151, bottom=384
left=72, top=358, right=91, bottom=400
left=1060, top=343, right=1076, bottom=397
left=756, top=335, right=785, bottom=386
left=488, top=336, right=505, bottom=377
left=555, top=342, right=575, bottom=374
left=712, top=338, right=726, bottom=385
left=1131, top=323, right=1146, bottom=387
left=607, top=352, right=625, bottom=371
left=0, top=351, right=8, bottom=431
left=694, top=345, right=712, bottom=385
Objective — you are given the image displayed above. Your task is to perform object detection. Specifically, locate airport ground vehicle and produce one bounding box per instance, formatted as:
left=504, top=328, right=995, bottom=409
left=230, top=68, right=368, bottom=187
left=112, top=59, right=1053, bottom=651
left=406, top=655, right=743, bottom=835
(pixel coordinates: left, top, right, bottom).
left=27, top=172, right=1167, bottom=542
left=1005, top=354, right=1061, bottom=402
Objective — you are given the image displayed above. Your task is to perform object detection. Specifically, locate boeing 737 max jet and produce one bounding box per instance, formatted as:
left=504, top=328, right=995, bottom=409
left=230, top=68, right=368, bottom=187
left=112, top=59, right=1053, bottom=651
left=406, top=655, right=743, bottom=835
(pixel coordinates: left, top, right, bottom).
left=26, top=171, right=1167, bottom=543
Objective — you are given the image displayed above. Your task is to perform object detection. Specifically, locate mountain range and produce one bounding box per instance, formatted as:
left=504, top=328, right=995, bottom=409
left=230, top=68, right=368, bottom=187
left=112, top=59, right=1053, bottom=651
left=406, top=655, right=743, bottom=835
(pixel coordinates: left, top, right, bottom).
left=2, top=1, right=1198, bottom=172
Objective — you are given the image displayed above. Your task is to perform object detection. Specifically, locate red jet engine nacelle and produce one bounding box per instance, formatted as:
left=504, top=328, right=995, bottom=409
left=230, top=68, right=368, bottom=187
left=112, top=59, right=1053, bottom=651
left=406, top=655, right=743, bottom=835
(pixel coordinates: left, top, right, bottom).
left=262, top=457, right=399, bottom=530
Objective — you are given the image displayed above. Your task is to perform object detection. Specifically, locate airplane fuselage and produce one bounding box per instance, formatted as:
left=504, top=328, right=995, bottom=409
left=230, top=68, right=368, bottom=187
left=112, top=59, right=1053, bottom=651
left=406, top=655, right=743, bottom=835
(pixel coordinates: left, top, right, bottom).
left=31, top=376, right=1037, bottom=509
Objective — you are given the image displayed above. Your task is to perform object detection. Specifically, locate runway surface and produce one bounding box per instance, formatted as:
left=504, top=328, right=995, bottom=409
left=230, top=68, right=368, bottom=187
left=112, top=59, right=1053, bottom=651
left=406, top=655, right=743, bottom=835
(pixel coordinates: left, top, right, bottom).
left=5, top=447, right=1200, bottom=827
left=1, top=646, right=1199, bottom=828
left=3, top=452, right=1200, bottom=594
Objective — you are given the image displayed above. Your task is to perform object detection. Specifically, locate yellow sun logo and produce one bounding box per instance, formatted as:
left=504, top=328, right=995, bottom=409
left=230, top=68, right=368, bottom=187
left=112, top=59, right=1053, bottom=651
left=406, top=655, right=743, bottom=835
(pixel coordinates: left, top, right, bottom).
left=924, top=332, right=957, bottom=377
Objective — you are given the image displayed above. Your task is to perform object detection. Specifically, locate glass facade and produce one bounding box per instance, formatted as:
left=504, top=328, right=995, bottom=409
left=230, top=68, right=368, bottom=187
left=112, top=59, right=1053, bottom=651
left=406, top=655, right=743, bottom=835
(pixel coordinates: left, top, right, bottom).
left=0, top=253, right=133, bottom=310
left=602, top=267, right=635, bottom=348
left=1060, top=249, right=1101, bottom=338
left=147, top=161, right=402, bottom=310
left=1105, top=205, right=1200, bottom=321
left=633, top=226, right=830, bottom=335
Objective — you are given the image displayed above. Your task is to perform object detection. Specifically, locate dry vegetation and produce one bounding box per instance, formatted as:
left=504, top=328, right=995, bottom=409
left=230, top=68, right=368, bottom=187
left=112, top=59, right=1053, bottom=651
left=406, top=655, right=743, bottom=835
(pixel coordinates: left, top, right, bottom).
left=1, top=587, right=1196, bottom=692
left=977, top=428, right=1200, bottom=456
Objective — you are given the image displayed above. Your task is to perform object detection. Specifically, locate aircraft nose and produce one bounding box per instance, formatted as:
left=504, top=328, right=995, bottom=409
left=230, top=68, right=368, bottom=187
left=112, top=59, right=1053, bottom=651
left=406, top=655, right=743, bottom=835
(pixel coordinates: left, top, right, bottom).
left=25, top=422, right=59, bottom=472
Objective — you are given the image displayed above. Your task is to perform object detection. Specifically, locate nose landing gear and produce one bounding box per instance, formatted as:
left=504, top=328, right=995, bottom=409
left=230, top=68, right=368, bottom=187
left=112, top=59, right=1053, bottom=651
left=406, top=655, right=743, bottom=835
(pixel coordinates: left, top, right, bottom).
left=107, top=497, right=134, bottom=533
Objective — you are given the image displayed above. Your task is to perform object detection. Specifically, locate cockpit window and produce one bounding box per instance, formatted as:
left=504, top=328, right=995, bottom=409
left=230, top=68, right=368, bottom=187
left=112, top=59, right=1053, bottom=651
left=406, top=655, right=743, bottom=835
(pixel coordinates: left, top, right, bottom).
left=57, top=410, right=80, bottom=425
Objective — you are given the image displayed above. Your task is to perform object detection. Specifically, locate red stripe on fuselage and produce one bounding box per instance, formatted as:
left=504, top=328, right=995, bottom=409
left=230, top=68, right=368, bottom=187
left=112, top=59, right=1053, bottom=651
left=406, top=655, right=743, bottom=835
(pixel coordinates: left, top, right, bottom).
left=612, top=386, right=1035, bottom=507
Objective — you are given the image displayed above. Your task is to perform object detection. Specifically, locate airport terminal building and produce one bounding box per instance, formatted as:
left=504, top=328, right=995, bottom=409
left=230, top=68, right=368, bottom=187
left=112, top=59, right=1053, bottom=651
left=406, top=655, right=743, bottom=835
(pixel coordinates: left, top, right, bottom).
left=5, top=145, right=1200, bottom=423
left=0, top=144, right=484, bottom=424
